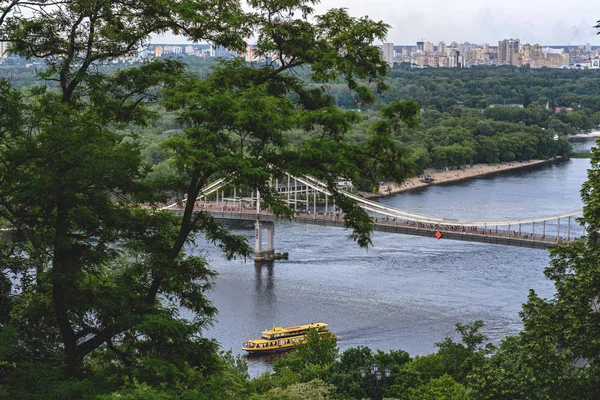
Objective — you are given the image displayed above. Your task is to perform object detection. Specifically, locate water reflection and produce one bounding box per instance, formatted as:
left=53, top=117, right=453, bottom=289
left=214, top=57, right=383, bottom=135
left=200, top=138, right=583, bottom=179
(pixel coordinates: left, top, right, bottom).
left=253, top=261, right=276, bottom=314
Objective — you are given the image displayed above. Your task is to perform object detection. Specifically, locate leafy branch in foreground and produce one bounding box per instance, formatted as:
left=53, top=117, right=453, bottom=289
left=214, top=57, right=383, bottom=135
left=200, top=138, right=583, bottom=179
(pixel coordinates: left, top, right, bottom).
left=0, top=0, right=418, bottom=390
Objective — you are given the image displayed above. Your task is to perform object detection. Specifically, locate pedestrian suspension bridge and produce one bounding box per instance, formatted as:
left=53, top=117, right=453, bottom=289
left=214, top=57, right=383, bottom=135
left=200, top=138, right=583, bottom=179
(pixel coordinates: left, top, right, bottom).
left=161, top=174, right=584, bottom=260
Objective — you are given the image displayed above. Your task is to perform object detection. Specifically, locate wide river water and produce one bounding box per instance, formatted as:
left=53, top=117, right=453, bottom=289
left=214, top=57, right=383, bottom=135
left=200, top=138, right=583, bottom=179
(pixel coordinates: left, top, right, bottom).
left=190, top=139, right=595, bottom=376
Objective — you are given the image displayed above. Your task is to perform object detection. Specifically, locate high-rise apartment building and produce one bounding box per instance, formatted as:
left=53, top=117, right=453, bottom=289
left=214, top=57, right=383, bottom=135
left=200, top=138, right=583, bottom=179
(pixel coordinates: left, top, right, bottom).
left=438, top=55, right=449, bottom=67
left=154, top=46, right=162, bottom=57
left=437, top=41, right=446, bottom=54
left=393, top=37, right=570, bottom=70
left=586, top=43, right=592, bottom=53
left=427, top=55, right=439, bottom=67
left=474, top=48, right=485, bottom=60
left=460, top=42, right=472, bottom=54
left=382, top=43, right=394, bottom=66
left=245, top=46, right=256, bottom=62
left=447, top=49, right=459, bottom=68
left=498, top=38, right=520, bottom=65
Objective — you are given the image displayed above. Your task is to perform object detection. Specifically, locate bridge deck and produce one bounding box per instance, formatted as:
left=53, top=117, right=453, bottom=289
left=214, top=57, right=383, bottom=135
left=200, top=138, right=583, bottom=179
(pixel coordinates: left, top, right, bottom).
left=172, top=206, right=572, bottom=250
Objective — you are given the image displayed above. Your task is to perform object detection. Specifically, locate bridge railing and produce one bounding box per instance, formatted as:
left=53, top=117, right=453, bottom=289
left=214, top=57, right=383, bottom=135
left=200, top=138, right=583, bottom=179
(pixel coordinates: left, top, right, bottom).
left=161, top=172, right=586, bottom=242
left=186, top=202, right=580, bottom=246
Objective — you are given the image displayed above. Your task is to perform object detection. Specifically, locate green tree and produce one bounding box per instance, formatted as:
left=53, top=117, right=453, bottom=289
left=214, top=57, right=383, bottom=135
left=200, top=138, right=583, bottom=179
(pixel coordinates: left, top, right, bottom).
left=430, top=321, right=491, bottom=383
left=292, top=329, right=338, bottom=368
left=271, top=329, right=338, bottom=386
left=249, top=379, right=334, bottom=400
left=161, top=3, right=417, bottom=248
left=0, top=0, right=251, bottom=381
left=407, top=374, right=468, bottom=400
left=523, top=92, right=531, bottom=108
left=509, top=143, right=600, bottom=398
left=0, top=0, right=417, bottom=392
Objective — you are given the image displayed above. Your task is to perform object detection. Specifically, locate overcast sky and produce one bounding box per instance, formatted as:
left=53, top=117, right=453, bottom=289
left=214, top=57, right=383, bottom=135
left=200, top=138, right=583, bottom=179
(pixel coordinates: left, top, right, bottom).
left=154, top=0, right=600, bottom=45
left=327, top=0, right=599, bottom=45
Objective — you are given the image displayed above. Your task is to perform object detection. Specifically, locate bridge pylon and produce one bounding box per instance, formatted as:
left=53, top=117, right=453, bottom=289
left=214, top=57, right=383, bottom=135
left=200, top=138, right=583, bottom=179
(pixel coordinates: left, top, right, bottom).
left=254, top=220, right=275, bottom=262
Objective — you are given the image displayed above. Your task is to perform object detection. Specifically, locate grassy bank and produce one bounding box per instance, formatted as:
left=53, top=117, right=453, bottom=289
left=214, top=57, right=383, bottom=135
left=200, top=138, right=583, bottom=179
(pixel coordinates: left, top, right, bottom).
left=569, top=152, right=592, bottom=159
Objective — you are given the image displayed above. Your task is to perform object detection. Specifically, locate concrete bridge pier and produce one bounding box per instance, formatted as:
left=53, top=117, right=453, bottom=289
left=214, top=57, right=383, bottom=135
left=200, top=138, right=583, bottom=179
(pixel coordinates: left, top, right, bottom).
left=254, top=220, right=275, bottom=262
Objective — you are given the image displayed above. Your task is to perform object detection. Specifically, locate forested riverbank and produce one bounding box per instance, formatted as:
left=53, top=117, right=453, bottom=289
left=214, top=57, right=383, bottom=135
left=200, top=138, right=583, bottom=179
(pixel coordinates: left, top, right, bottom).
left=373, top=158, right=557, bottom=197
left=119, top=63, right=595, bottom=191
left=1, top=62, right=594, bottom=187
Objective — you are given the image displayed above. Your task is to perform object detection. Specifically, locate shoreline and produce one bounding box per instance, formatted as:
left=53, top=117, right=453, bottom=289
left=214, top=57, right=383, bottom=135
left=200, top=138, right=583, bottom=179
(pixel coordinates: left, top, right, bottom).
left=566, top=129, right=600, bottom=139
left=366, top=158, right=560, bottom=199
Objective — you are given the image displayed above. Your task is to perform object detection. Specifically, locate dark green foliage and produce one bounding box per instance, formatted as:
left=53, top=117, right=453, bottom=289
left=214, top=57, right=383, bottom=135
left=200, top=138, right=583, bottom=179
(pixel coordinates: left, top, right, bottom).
left=290, top=329, right=338, bottom=368
left=262, top=323, right=483, bottom=400
left=466, top=141, right=600, bottom=399
left=159, top=3, right=417, bottom=246
left=406, top=374, right=468, bottom=400
left=385, top=66, right=600, bottom=115
left=0, top=0, right=416, bottom=396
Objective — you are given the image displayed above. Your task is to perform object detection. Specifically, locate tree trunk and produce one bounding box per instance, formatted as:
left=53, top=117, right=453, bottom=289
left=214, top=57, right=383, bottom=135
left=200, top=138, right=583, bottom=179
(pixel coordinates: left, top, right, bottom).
left=52, top=197, right=80, bottom=377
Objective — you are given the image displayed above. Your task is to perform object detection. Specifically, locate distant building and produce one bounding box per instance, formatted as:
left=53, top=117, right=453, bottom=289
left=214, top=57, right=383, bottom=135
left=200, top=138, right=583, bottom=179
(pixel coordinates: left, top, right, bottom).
left=437, top=41, right=446, bottom=54
left=460, top=41, right=472, bottom=54
left=447, top=49, right=460, bottom=68
left=382, top=42, right=394, bottom=66
left=438, top=55, right=449, bottom=67
left=209, top=44, right=229, bottom=58
left=0, top=42, right=8, bottom=58
left=154, top=46, right=162, bottom=57
left=185, top=45, right=194, bottom=55
left=554, top=107, right=573, bottom=114
left=245, top=46, right=257, bottom=62
left=393, top=37, right=572, bottom=70
left=427, top=54, right=439, bottom=67
left=136, top=47, right=148, bottom=59
left=586, top=43, right=592, bottom=53
left=520, top=43, right=545, bottom=68
left=543, top=47, right=563, bottom=56
left=546, top=51, right=569, bottom=68
left=423, top=41, right=435, bottom=53
left=474, top=47, right=486, bottom=60
left=498, top=38, right=520, bottom=65
left=570, top=48, right=584, bottom=58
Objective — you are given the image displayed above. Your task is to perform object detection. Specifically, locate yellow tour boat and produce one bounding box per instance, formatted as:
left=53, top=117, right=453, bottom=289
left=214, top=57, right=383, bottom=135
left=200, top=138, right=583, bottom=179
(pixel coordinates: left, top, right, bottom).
left=242, top=322, right=333, bottom=354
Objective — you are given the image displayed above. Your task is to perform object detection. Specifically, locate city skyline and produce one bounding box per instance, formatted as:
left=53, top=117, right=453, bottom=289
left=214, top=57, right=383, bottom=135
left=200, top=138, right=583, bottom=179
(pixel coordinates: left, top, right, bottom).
left=153, top=0, right=600, bottom=45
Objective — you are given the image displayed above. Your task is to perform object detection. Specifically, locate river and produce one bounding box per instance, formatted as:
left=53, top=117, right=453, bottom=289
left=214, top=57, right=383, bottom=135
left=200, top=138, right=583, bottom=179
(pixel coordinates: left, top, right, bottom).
left=189, top=140, right=594, bottom=377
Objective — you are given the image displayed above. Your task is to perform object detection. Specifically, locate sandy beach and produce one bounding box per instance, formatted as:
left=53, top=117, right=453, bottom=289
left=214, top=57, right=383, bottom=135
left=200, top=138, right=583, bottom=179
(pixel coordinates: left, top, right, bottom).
left=371, top=159, right=557, bottom=198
